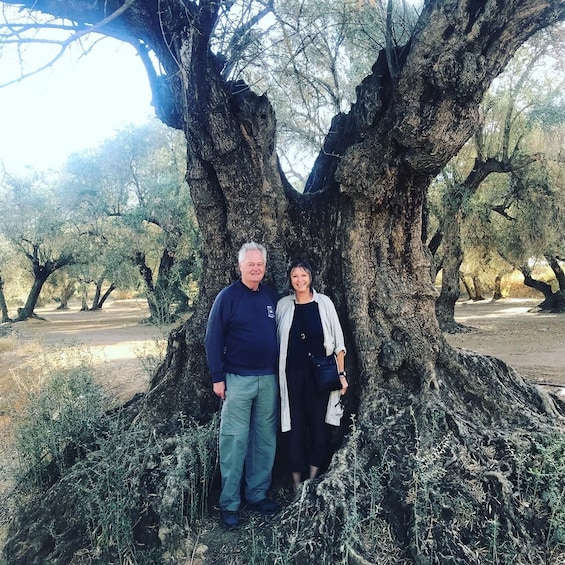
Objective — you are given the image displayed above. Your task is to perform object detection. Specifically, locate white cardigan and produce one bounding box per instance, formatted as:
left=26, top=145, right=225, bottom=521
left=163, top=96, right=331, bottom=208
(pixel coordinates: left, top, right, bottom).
left=276, top=290, right=346, bottom=432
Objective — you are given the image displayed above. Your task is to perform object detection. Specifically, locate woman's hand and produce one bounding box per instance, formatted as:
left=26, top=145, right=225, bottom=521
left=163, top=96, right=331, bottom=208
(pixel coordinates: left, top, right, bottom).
left=339, top=376, right=348, bottom=395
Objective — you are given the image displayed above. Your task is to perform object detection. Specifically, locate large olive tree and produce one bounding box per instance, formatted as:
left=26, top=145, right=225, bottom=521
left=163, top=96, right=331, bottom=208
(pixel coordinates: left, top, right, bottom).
left=2, top=1, right=565, bottom=563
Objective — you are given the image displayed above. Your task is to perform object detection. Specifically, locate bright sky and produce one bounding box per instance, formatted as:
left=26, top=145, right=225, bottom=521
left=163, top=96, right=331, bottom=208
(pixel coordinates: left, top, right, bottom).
left=0, top=37, right=154, bottom=174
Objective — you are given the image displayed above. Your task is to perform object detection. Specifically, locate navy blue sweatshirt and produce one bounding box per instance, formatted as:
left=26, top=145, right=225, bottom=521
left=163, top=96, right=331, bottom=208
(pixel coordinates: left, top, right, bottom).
left=205, top=281, right=278, bottom=383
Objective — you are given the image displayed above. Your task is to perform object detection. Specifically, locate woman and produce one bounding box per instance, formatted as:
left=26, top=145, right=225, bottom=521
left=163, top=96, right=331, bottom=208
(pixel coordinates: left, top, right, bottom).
left=276, top=259, right=347, bottom=491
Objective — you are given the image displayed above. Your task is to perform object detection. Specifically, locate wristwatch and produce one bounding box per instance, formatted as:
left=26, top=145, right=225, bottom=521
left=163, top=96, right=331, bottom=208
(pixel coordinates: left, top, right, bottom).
left=339, top=371, right=347, bottom=377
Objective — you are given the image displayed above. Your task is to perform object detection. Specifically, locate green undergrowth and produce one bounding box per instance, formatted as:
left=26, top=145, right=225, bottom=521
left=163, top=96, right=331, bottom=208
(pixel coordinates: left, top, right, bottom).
left=6, top=349, right=219, bottom=564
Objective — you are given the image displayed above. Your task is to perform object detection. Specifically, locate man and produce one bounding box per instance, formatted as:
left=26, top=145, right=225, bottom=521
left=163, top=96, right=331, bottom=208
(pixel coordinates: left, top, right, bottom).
left=205, top=242, right=280, bottom=529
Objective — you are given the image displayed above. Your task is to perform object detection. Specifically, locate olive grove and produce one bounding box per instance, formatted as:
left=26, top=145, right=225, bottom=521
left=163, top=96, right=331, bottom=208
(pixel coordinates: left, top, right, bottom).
left=430, top=35, right=565, bottom=330
left=2, top=1, right=565, bottom=564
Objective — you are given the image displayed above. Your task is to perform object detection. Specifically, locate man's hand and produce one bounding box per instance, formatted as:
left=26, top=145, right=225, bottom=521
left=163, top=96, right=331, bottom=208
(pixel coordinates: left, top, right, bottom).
left=213, top=381, right=226, bottom=400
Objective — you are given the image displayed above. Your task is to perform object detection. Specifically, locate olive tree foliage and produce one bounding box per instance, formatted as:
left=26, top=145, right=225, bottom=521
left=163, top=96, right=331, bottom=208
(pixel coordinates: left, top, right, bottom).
left=0, top=171, right=83, bottom=320
left=3, top=1, right=565, bottom=564
left=62, top=120, right=201, bottom=322
left=216, top=0, right=420, bottom=185
left=486, top=146, right=565, bottom=310
left=493, top=53, right=565, bottom=311
left=428, top=30, right=565, bottom=329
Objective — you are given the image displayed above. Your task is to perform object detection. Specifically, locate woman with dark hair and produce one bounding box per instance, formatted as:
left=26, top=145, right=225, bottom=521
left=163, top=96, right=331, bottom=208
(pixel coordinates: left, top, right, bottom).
left=276, top=259, right=348, bottom=491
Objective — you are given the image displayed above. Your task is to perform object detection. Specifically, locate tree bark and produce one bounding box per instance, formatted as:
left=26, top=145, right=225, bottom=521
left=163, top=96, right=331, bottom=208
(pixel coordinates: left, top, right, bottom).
left=548, top=255, right=565, bottom=291
left=15, top=243, right=73, bottom=321
left=471, top=275, right=486, bottom=301
left=89, top=277, right=103, bottom=311
left=16, top=258, right=72, bottom=320
left=17, top=271, right=50, bottom=320
left=134, top=252, right=160, bottom=321
left=460, top=273, right=474, bottom=300
left=520, top=264, right=554, bottom=300
left=435, top=209, right=464, bottom=332
left=95, top=282, right=116, bottom=310
left=90, top=278, right=116, bottom=310
left=0, top=274, right=11, bottom=322
left=493, top=273, right=503, bottom=300
left=2, top=1, right=565, bottom=563
left=135, top=249, right=177, bottom=323
left=152, top=246, right=177, bottom=323
left=522, top=256, right=565, bottom=313
left=56, top=280, right=75, bottom=309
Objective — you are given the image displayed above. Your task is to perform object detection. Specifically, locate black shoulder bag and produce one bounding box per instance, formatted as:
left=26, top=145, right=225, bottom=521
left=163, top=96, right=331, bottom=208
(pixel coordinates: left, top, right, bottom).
left=308, top=353, right=342, bottom=393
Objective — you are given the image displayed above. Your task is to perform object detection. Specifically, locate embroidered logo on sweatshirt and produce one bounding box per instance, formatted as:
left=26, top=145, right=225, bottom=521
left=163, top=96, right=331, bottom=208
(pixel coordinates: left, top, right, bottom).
left=266, top=305, right=275, bottom=318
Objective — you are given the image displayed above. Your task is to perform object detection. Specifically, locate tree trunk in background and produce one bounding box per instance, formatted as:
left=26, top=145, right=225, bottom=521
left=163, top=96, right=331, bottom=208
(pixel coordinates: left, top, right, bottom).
left=493, top=273, right=503, bottom=299
left=548, top=255, right=565, bottom=291
left=435, top=210, right=464, bottom=332
left=89, top=277, right=104, bottom=311
left=545, top=255, right=565, bottom=312
left=56, top=280, right=75, bottom=309
left=94, top=283, right=116, bottom=310
left=135, top=249, right=177, bottom=323
left=15, top=251, right=73, bottom=321
left=0, top=274, right=10, bottom=322
left=472, top=275, right=486, bottom=300
left=152, top=246, right=177, bottom=323
left=521, top=258, right=565, bottom=313
left=79, top=281, right=89, bottom=311
left=460, top=273, right=474, bottom=299
left=17, top=273, right=49, bottom=320
left=135, top=252, right=160, bottom=322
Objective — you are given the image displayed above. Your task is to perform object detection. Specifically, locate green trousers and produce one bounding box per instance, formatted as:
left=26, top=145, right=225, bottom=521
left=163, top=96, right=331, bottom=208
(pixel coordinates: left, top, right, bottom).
left=219, top=372, right=278, bottom=511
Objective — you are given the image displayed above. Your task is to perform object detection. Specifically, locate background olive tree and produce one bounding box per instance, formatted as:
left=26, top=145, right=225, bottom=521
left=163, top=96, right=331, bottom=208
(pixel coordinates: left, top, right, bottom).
left=429, top=32, right=565, bottom=329
left=0, top=171, right=81, bottom=320
left=62, top=120, right=201, bottom=322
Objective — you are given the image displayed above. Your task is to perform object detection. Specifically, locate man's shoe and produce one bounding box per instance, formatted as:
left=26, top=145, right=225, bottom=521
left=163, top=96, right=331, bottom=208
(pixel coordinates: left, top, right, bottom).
left=220, top=510, right=239, bottom=529
left=246, top=498, right=280, bottom=516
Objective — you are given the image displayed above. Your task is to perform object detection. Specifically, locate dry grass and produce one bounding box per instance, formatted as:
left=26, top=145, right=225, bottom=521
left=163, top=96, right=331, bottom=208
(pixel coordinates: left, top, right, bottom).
left=0, top=300, right=169, bottom=555
left=0, top=336, right=17, bottom=354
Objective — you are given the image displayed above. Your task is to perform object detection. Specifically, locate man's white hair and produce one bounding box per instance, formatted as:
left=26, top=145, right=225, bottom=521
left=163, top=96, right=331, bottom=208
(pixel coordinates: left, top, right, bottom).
left=238, top=241, right=267, bottom=264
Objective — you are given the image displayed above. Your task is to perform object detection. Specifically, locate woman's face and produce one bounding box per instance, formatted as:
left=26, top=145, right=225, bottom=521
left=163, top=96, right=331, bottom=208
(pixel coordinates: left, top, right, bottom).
left=290, top=267, right=311, bottom=294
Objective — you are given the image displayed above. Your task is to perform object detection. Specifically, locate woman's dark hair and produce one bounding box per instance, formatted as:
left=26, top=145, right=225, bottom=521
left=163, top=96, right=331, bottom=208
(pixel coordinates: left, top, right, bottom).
left=287, top=258, right=314, bottom=290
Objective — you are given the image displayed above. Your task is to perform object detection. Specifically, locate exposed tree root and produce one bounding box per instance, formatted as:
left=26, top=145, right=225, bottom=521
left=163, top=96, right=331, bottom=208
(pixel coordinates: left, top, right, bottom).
left=275, top=345, right=565, bottom=564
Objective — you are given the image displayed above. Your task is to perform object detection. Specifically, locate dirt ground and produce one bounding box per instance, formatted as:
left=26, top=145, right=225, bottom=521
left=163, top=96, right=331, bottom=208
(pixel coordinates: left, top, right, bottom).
left=0, top=299, right=175, bottom=399
left=444, top=297, right=565, bottom=388
left=0, top=296, right=563, bottom=556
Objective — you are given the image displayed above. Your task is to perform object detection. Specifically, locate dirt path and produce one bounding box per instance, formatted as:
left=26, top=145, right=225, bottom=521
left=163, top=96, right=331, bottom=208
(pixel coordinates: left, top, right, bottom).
left=444, top=298, right=565, bottom=388
left=0, top=299, right=174, bottom=405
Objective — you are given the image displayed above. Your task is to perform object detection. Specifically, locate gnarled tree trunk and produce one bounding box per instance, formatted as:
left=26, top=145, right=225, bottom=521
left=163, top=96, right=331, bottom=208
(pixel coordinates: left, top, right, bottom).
left=3, top=1, right=565, bottom=563
left=521, top=257, right=565, bottom=313
left=16, top=263, right=67, bottom=321
left=435, top=208, right=464, bottom=332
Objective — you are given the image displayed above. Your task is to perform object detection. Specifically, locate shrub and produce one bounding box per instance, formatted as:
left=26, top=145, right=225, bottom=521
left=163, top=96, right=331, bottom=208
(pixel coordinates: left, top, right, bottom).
left=13, top=360, right=106, bottom=487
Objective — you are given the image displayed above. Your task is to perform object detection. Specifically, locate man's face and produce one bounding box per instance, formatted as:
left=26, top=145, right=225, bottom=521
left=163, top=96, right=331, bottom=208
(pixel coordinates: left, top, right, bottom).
left=240, top=249, right=266, bottom=290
